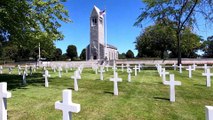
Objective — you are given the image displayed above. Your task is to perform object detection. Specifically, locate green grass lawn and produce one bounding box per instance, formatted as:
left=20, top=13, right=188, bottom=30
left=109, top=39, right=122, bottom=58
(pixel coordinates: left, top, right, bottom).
left=0, top=66, right=213, bottom=120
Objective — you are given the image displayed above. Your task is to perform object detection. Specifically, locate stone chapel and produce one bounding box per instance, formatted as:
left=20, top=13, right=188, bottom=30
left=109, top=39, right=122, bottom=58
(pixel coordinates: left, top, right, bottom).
left=86, top=6, right=118, bottom=61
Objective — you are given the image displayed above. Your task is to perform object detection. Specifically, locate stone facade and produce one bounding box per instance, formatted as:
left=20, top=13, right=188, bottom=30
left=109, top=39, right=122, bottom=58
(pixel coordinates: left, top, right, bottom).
left=86, top=5, right=118, bottom=61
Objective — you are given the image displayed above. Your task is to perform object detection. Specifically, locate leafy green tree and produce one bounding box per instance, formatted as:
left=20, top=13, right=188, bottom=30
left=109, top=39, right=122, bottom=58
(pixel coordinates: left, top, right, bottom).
left=53, top=48, right=62, bottom=60
left=135, top=24, right=176, bottom=59
left=0, top=0, right=70, bottom=61
left=202, top=36, right=213, bottom=58
left=118, top=53, right=126, bottom=59
left=135, top=0, right=213, bottom=64
left=126, top=50, right=134, bottom=58
left=66, top=45, right=78, bottom=60
left=80, top=49, right=86, bottom=60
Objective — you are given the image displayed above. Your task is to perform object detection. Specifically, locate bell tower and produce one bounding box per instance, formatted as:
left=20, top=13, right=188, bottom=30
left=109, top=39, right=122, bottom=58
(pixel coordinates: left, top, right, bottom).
left=89, top=5, right=105, bottom=60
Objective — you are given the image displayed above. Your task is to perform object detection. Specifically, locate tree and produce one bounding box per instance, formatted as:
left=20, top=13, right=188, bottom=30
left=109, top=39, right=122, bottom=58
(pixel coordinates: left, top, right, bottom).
left=0, top=0, right=71, bottom=61
left=126, top=50, right=134, bottom=58
left=80, top=49, right=86, bottom=60
left=66, top=45, right=77, bottom=60
left=202, top=36, right=213, bottom=58
left=135, top=23, right=176, bottom=59
left=53, top=48, right=62, bottom=60
left=118, top=53, right=126, bottom=59
left=135, top=0, right=213, bottom=65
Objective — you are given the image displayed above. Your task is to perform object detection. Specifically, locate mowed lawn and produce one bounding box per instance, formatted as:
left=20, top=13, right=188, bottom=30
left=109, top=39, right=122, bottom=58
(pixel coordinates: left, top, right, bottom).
left=0, top=66, right=213, bottom=120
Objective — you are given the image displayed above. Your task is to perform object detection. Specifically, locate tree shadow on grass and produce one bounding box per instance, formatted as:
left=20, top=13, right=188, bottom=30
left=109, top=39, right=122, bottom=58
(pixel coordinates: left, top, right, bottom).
left=0, top=73, right=44, bottom=90
left=153, top=96, right=170, bottom=101
left=67, top=87, right=74, bottom=90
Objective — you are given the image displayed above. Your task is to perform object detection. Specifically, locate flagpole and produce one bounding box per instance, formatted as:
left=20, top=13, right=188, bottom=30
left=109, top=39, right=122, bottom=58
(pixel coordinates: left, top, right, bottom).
left=104, top=9, right=108, bottom=60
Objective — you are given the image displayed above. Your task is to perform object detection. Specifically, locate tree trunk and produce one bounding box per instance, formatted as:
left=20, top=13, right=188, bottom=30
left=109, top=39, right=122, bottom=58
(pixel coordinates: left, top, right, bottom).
left=177, top=32, right=181, bottom=65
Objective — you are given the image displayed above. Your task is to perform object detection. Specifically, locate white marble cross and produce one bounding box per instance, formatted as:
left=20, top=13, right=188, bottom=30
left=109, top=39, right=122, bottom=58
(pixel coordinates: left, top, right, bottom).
left=55, top=90, right=80, bottom=120
left=204, top=64, right=208, bottom=73
left=186, top=66, right=193, bottom=78
left=110, top=72, right=122, bottom=95
left=206, top=106, right=213, bottom=120
left=71, top=71, right=81, bottom=91
left=0, top=66, right=3, bottom=74
left=8, top=67, right=12, bottom=74
left=138, top=64, right=141, bottom=72
left=58, top=66, right=63, bottom=78
left=126, top=64, right=130, bottom=69
left=18, top=65, right=22, bottom=75
left=112, top=64, right=117, bottom=76
left=99, top=66, right=105, bottom=80
left=65, top=65, right=69, bottom=73
left=178, top=64, right=182, bottom=73
left=22, top=70, right=28, bottom=85
left=202, top=68, right=213, bottom=87
left=43, top=70, right=50, bottom=87
left=161, top=68, right=169, bottom=84
left=93, top=65, right=98, bottom=74
left=172, top=63, right=177, bottom=70
left=121, top=64, right=124, bottom=72
left=127, top=68, right=132, bottom=82
left=25, top=65, right=28, bottom=74
left=164, top=74, right=181, bottom=102
left=105, top=64, right=109, bottom=71
left=157, top=64, right=162, bottom=77
left=133, top=65, right=139, bottom=76
left=0, top=82, right=11, bottom=120
left=192, top=63, right=197, bottom=71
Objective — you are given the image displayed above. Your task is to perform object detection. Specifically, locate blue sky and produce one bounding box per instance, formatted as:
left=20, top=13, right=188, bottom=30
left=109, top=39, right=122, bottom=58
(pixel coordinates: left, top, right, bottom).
left=55, top=0, right=212, bottom=56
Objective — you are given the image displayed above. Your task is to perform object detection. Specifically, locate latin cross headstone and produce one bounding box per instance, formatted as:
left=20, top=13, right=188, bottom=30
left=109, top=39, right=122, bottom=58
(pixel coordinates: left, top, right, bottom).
left=25, top=65, right=28, bottom=74
left=186, top=66, right=193, bottom=78
left=121, top=64, right=124, bottom=72
left=18, top=65, right=22, bottom=75
left=112, top=64, right=117, bottom=76
left=99, top=66, right=105, bottom=80
left=204, top=64, right=208, bottom=73
left=126, top=64, right=130, bottom=69
left=33, top=65, right=36, bottom=72
left=178, top=64, right=182, bottom=73
left=22, top=70, right=28, bottom=85
left=133, top=65, right=139, bottom=76
left=29, top=66, right=33, bottom=75
left=110, top=72, right=122, bottom=95
left=202, top=68, right=213, bottom=87
left=58, top=66, right=63, bottom=78
left=0, top=66, right=3, bottom=74
left=161, top=68, right=169, bottom=84
left=127, top=68, right=132, bottom=82
left=65, top=65, right=69, bottom=73
left=71, top=71, right=81, bottom=91
left=172, top=63, right=177, bottom=70
left=138, top=64, right=141, bottom=72
left=43, top=70, right=50, bottom=87
left=105, top=64, right=109, bottom=71
left=69, top=64, right=73, bottom=71
left=53, top=65, right=56, bottom=72
left=157, top=64, right=162, bottom=77
left=206, top=106, right=213, bottom=120
left=164, top=74, right=181, bottom=102
left=8, top=67, right=12, bottom=74
left=0, top=82, right=11, bottom=120
left=192, top=63, right=197, bottom=71
left=55, top=90, right=80, bottom=120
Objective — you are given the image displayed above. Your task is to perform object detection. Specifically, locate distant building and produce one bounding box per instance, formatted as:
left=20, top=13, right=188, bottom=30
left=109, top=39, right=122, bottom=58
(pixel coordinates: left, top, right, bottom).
left=86, top=6, right=118, bottom=61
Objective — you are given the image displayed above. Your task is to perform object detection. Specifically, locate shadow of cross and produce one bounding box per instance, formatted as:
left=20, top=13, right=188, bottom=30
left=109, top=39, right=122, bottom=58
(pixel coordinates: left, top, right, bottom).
left=55, top=90, right=80, bottom=120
